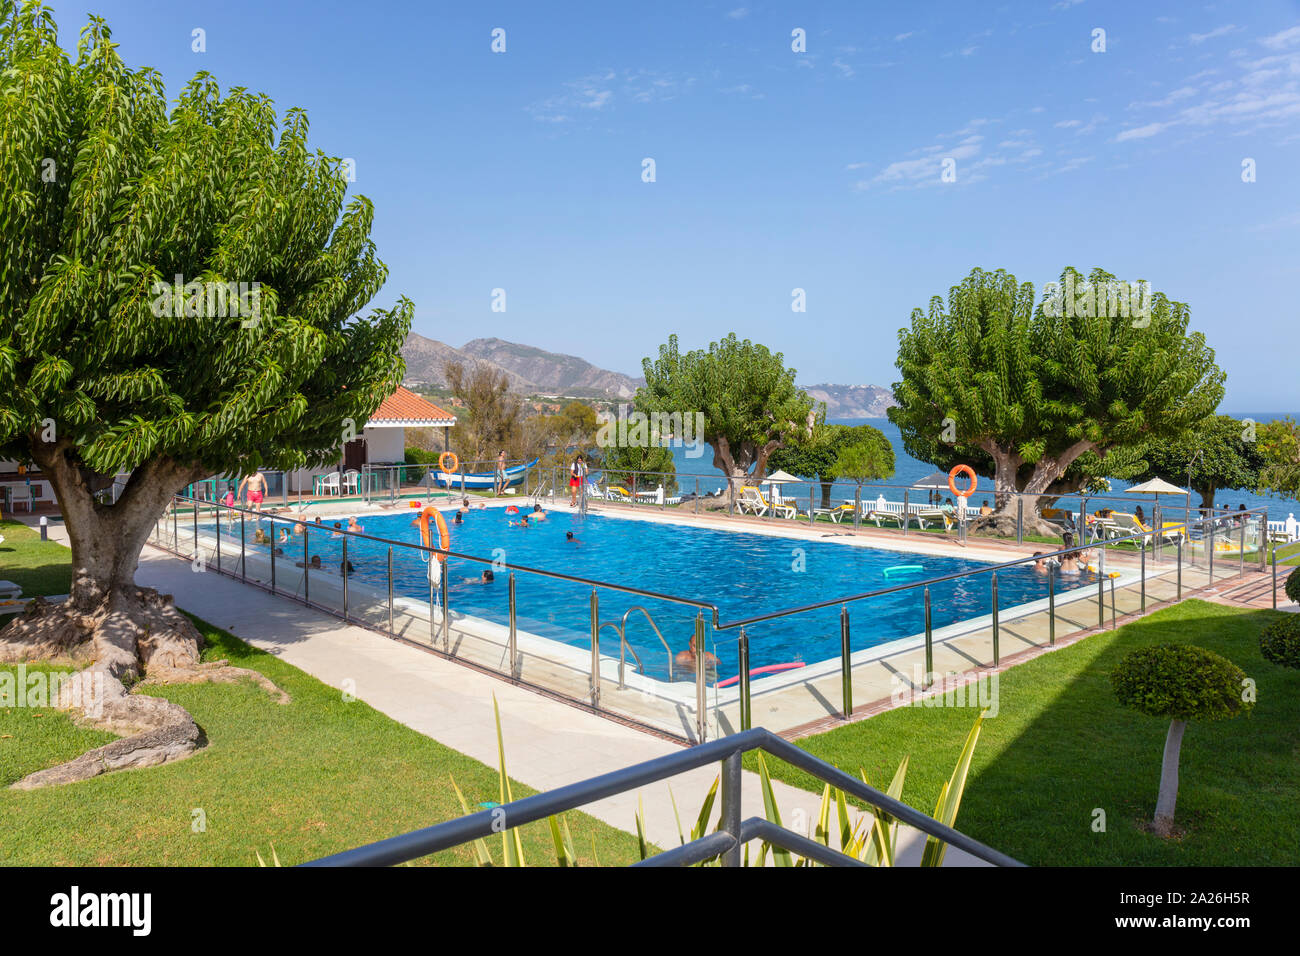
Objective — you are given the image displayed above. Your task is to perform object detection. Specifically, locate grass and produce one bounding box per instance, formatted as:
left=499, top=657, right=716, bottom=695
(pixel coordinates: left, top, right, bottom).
left=0, top=614, right=649, bottom=866
left=0, top=519, right=72, bottom=598
left=746, top=600, right=1300, bottom=866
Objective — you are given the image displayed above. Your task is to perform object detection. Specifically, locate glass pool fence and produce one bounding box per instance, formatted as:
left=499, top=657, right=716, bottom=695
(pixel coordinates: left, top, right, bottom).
left=149, top=494, right=1273, bottom=743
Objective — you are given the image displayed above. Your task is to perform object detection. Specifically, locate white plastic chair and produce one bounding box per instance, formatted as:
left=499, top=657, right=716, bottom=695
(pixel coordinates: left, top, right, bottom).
left=342, top=470, right=360, bottom=495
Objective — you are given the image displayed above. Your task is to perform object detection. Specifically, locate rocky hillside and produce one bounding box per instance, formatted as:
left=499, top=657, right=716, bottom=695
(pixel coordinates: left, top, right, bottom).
left=801, top=383, right=898, bottom=419
left=402, top=334, right=897, bottom=412
left=461, top=338, right=641, bottom=398
left=401, top=332, right=639, bottom=399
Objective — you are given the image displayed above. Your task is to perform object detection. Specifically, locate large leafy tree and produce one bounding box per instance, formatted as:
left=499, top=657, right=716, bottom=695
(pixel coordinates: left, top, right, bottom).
left=0, top=3, right=411, bottom=786
left=1258, top=416, right=1300, bottom=499
left=1126, top=415, right=1265, bottom=510
left=639, top=333, right=814, bottom=501
left=888, top=267, right=1223, bottom=534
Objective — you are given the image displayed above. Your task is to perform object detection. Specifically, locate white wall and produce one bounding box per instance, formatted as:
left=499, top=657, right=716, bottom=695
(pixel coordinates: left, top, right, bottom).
left=363, top=426, right=405, bottom=463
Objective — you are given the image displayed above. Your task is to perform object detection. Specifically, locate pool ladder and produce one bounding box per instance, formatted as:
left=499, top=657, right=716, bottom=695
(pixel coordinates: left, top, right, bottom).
left=601, top=605, right=676, bottom=688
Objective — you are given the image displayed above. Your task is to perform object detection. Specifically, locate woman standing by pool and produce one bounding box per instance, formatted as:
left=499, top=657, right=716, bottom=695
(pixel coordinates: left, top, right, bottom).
left=568, top=454, right=587, bottom=507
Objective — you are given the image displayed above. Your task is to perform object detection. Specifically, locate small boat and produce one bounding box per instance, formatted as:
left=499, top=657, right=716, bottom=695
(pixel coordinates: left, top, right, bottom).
left=432, top=459, right=538, bottom=490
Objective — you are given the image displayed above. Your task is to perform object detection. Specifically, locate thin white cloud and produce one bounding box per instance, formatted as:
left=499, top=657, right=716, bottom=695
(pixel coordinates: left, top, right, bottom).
left=1260, top=26, right=1300, bottom=50
left=1115, top=121, right=1171, bottom=141
left=1189, top=25, right=1238, bottom=45
left=832, top=57, right=855, bottom=78
left=894, top=32, right=914, bottom=42
left=727, top=7, right=749, bottom=19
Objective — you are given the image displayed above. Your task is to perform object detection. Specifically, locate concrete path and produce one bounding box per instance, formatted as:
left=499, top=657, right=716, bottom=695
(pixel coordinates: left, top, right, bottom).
left=25, top=516, right=993, bottom=866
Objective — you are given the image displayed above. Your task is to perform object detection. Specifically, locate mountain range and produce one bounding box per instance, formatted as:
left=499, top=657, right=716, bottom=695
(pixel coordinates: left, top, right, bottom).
left=400, top=333, right=897, bottom=417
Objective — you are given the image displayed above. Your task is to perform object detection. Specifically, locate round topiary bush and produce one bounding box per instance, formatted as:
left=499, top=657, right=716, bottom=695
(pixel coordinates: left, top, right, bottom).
left=1285, top=566, right=1300, bottom=606
left=1110, top=643, right=1251, bottom=836
left=1111, top=644, right=1250, bottom=722
left=1260, top=614, right=1300, bottom=669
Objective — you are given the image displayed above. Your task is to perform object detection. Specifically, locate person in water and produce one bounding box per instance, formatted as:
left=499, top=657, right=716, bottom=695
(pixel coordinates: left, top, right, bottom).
left=509, top=515, right=530, bottom=528
left=531, top=503, right=547, bottom=521
left=296, top=554, right=322, bottom=569
left=675, top=633, right=719, bottom=677
left=331, top=521, right=344, bottom=538
left=565, top=531, right=578, bottom=542
left=346, top=516, right=363, bottom=534
left=452, top=511, right=463, bottom=525
left=340, top=559, right=355, bottom=575
left=1031, top=552, right=1048, bottom=573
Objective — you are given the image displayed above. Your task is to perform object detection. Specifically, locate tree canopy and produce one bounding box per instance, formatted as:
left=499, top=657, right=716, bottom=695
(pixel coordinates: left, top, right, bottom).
left=0, top=5, right=411, bottom=486
left=0, top=0, right=410, bottom=788
left=888, top=266, right=1223, bottom=529
left=1258, top=416, right=1300, bottom=499
left=1125, top=415, right=1265, bottom=509
left=638, top=333, right=814, bottom=496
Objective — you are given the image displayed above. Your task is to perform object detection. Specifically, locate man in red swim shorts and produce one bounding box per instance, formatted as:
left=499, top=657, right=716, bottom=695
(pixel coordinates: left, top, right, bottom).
left=238, top=469, right=268, bottom=512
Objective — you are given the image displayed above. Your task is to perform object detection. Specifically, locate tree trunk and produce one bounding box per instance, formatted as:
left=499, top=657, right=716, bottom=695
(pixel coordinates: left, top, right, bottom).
left=0, top=441, right=288, bottom=789
left=1152, top=718, right=1185, bottom=837
left=971, top=439, right=1094, bottom=538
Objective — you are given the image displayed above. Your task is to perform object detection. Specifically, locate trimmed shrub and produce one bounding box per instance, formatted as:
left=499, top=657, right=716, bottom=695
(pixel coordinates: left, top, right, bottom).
left=1111, top=644, right=1250, bottom=722
left=1260, top=614, right=1300, bottom=670
left=1285, top=566, right=1300, bottom=606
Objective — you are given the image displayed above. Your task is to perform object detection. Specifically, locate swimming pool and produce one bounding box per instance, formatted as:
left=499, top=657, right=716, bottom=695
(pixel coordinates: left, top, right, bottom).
left=231, top=508, right=1087, bottom=682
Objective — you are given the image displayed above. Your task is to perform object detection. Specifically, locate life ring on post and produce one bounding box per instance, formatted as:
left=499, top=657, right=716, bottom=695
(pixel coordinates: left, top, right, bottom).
left=415, top=506, right=450, bottom=564
left=948, top=464, right=977, bottom=498
left=438, top=451, right=459, bottom=474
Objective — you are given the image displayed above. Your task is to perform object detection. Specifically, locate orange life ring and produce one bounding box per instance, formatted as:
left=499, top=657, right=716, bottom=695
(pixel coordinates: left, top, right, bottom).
left=438, top=451, right=459, bottom=473
left=948, top=464, right=977, bottom=498
left=415, top=506, right=450, bottom=563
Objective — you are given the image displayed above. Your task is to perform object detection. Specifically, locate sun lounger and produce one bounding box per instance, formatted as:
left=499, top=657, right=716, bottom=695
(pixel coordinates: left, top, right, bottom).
left=914, top=508, right=954, bottom=531
left=813, top=504, right=854, bottom=523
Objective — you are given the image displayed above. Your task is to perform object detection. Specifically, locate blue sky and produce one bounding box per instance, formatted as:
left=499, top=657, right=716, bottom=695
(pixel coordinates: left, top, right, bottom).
left=48, top=0, right=1300, bottom=410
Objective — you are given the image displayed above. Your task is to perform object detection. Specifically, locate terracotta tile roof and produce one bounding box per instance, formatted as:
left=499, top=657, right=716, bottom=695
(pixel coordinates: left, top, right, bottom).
left=366, top=386, right=456, bottom=426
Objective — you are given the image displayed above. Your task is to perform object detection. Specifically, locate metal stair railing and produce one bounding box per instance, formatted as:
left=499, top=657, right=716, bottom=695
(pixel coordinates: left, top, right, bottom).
left=302, top=727, right=1023, bottom=868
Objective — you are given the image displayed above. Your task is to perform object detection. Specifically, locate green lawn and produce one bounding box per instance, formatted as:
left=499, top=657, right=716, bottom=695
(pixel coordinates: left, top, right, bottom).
left=0, top=519, right=72, bottom=598
left=0, top=614, right=648, bottom=866
left=747, top=600, right=1300, bottom=866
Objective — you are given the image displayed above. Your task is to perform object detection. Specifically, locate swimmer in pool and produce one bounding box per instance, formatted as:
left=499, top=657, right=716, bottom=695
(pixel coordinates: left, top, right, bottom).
left=565, top=531, right=579, bottom=543
left=675, top=633, right=719, bottom=677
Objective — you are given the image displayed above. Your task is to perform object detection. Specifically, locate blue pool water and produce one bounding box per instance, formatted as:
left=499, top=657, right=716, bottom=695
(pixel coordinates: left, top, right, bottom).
left=232, top=509, right=1088, bottom=682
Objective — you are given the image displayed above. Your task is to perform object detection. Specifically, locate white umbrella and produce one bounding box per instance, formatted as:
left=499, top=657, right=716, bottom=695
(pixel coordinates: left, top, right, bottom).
left=1126, top=477, right=1189, bottom=529
left=763, top=470, right=801, bottom=483
left=1126, top=478, right=1188, bottom=496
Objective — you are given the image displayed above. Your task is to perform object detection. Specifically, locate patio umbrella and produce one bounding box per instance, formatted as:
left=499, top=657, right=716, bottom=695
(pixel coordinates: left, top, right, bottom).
left=912, top=470, right=953, bottom=490
left=1125, top=477, right=1189, bottom=528
left=763, top=470, right=801, bottom=484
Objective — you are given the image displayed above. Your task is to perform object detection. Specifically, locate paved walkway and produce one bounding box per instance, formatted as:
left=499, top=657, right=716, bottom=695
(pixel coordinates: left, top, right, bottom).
left=26, top=516, right=990, bottom=866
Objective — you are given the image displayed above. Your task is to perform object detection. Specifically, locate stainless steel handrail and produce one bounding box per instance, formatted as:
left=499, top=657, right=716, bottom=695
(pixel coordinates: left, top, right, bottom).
left=302, top=726, right=1023, bottom=868
left=600, top=621, right=640, bottom=683
left=614, top=605, right=676, bottom=686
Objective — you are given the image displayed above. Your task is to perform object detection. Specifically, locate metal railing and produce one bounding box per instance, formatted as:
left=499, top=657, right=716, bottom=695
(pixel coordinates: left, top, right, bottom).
left=301, top=726, right=1024, bottom=867
left=155, top=493, right=720, bottom=742
left=154, top=493, right=1272, bottom=744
